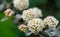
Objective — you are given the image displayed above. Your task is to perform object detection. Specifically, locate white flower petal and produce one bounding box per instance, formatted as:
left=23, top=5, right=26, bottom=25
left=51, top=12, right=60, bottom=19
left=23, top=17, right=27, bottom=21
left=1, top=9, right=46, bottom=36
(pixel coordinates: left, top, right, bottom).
left=27, top=18, right=44, bottom=33
left=44, top=16, right=59, bottom=29
left=22, top=7, right=43, bottom=22
left=13, top=0, right=29, bottom=10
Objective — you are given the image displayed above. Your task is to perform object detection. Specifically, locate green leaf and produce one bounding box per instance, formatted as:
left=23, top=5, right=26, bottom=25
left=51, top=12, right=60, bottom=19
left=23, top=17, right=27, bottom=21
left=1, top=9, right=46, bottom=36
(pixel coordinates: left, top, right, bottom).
left=0, top=13, right=25, bottom=37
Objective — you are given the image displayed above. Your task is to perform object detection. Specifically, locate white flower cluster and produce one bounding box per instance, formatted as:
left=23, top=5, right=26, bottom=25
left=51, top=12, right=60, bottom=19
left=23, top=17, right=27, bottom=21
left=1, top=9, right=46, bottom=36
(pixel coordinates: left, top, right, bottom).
left=27, top=18, right=44, bottom=33
left=1, top=0, right=59, bottom=36
left=18, top=16, right=59, bottom=34
left=4, top=9, right=15, bottom=16
left=13, top=0, right=29, bottom=10
left=22, top=7, right=43, bottom=22
left=44, top=16, right=59, bottom=29
left=17, top=7, right=59, bottom=35
left=3, top=8, right=59, bottom=36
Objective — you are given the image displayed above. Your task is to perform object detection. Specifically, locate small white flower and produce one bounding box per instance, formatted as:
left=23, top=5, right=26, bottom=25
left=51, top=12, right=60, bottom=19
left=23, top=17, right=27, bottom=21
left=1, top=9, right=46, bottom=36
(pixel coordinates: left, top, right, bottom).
left=22, top=7, right=43, bottom=22
left=44, top=16, right=59, bottom=29
left=18, top=24, right=28, bottom=32
left=27, top=18, right=44, bottom=33
left=18, top=24, right=32, bottom=36
left=13, top=0, right=29, bottom=10
left=4, top=9, right=15, bottom=16
left=0, top=4, right=4, bottom=11
left=0, top=0, right=7, bottom=11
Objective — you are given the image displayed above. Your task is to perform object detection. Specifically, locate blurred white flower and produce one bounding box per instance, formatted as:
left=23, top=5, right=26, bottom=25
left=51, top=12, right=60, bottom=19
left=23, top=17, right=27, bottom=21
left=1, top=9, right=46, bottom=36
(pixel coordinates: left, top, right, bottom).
left=4, top=9, right=15, bottom=16
left=18, top=24, right=28, bottom=32
left=55, top=26, right=60, bottom=37
left=44, top=16, right=59, bottom=29
left=0, top=16, right=8, bottom=22
left=15, top=14, right=22, bottom=19
left=44, top=28, right=56, bottom=37
left=13, top=0, right=29, bottom=10
left=13, top=19, right=19, bottom=24
left=1, top=9, right=15, bottom=22
left=0, top=0, right=7, bottom=11
left=22, top=7, right=43, bottom=22
left=0, top=4, right=4, bottom=11
left=27, top=18, right=44, bottom=33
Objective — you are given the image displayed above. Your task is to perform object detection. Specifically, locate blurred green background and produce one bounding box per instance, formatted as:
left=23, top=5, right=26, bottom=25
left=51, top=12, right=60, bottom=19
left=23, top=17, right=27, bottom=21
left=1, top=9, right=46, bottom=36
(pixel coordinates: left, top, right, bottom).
left=0, top=0, right=60, bottom=37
